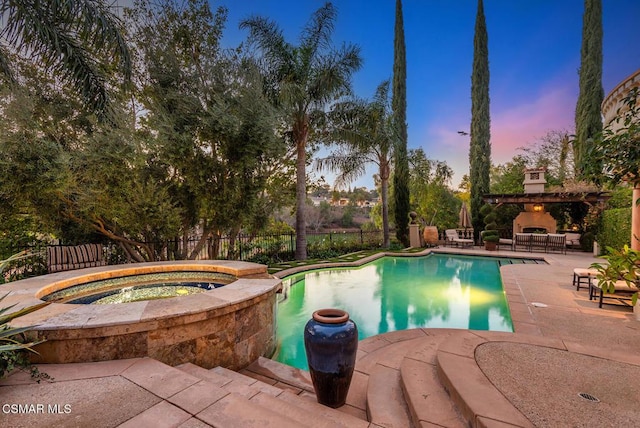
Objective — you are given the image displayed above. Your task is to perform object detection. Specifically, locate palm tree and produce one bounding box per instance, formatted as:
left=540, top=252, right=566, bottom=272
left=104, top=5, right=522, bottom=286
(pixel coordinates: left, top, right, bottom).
left=240, top=3, right=362, bottom=260
left=317, top=80, right=394, bottom=248
left=0, top=0, right=131, bottom=118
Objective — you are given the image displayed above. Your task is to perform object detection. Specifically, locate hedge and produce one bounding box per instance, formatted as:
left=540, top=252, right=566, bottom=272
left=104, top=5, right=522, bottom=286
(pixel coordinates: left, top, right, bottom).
left=597, top=208, right=631, bottom=251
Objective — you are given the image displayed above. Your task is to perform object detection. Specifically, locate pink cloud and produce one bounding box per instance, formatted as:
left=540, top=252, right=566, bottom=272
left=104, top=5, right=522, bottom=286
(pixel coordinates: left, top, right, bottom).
left=490, top=84, right=576, bottom=164
left=418, top=80, right=576, bottom=186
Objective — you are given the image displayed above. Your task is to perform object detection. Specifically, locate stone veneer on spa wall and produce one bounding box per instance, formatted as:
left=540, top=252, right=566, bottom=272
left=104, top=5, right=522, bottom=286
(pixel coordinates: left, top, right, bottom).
left=4, top=260, right=281, bottom=370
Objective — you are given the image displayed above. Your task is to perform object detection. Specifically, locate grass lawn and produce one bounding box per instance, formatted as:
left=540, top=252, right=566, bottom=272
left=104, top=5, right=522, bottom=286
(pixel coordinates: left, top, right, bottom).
left=267, top=246, right=429, bottom=275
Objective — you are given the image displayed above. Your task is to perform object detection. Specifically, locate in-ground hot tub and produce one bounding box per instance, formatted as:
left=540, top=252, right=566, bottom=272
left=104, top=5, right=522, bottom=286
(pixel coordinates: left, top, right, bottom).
left=5, top=260, right=281, bottom=370
left=39, top=270, right=237, bottom=304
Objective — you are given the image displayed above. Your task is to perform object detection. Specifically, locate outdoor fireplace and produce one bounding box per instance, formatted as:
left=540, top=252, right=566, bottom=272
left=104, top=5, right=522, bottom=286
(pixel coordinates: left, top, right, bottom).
left=522, top=227, right=547, bottom=234
left=512, top=169, right=558, bottom=234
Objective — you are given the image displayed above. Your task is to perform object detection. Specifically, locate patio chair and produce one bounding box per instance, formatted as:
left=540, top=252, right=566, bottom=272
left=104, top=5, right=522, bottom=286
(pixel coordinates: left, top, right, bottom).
left=565, top=233, right=581, bottom=250
left=444, top=229, right=474, bottom=248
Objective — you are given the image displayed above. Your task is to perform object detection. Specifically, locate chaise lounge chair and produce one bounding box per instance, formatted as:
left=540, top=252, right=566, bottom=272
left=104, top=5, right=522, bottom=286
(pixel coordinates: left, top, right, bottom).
left=573, top=268, right=598, bottom=291
left=589, top=278, right=639, bottom=308
left=444, top=229, right=474, bottom=248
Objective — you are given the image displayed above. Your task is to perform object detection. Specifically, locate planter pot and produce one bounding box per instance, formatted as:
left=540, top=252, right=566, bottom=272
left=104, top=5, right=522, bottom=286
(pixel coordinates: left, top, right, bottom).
left=485, top=241, right=497, bottom=251
left=304, top=308, right=358, bottom=408
left=635, top=299, right=640, bottom=322
left=423, top=226, right=439, bottom=245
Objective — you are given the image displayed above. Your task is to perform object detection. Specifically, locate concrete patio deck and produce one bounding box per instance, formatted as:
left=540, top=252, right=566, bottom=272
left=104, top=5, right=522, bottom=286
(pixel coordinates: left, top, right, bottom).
left=2, top=247, right=640, bottom=427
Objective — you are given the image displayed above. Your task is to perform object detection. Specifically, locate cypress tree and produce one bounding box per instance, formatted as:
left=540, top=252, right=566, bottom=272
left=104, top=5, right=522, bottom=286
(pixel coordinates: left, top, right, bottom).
left=574, top=0, right=603, bottom=178
left=469, top=0, right=491, bottom=244
left=392, top=0, right=410, bottom=247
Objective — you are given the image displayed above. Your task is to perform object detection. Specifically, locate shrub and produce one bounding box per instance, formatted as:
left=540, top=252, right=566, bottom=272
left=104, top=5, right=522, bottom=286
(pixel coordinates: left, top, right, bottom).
left=580, top=232, right=595, bottom=252
left=480, top=204, right=499, bottom=242
left=597, top=208, right=631, bottom=251
left=0, top=295, right=50, bottom=380
left=591, top=245, right=640, bottom=304
left=340, top=205, right=356, bottom=228
left=361, top=222, right=380, bottom=232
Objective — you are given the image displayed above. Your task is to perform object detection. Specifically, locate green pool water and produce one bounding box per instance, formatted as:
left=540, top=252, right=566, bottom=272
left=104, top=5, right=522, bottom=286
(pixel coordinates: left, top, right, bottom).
left=274, top=254, right=534, bottom=370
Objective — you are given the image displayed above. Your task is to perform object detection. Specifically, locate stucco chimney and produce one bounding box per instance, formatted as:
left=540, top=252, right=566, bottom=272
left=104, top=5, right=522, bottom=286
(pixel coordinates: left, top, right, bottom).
left=523, top=168, right=546, bottom=194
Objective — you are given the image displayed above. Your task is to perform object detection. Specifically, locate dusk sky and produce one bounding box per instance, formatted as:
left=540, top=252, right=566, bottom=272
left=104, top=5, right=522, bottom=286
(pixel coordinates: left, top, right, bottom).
left=214, top=0, right=640, bottom=189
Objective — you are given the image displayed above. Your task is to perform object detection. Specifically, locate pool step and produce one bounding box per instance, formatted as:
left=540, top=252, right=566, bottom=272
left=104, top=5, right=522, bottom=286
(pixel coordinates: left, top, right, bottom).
left=357, top=336, right=427, bottom=427
left=241, top=356, right=314, bottom=393
left=117, top=358, right=300, bottom=427
left=176, top=362, right=369, bottom=428
left=246, top=330, right=472, bottom=427
left=400, top=335, right=466, bottom=427
left=185, top=330, right=535, bottom=427
left=242, top=357, right=370, bottom=425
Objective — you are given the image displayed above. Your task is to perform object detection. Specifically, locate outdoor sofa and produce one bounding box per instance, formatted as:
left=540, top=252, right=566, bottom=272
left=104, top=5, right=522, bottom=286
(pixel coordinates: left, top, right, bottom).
left=47, top=244, right=106, bottom=273
left=512, top=233, right=566, bottom=254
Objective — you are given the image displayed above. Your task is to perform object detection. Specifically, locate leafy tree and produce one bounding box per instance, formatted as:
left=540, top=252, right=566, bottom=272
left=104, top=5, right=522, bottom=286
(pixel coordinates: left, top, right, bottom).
left=0, top=0, right=289, bottom=262
left=241, top=2, right=362, bottom=259
left=588, top=88, right=640, bottom=248
left=489, top=157, right=525, bottom=233
left=588, top=88, right=640, bottom=185
left=458, top=174, right=471, bottom=193
left=128, top=0, right=287, bottom=258
left=574, top=0, right=603, bottom=178
left=518, top=130, right=573, bottom=187
left=469, top=0, right=491, bottom=243
left=309, top=183, right=332, bottom=198
left=606, top=186, right=633, bottom=209
left=0, top=62, right=181, bottom=261
left=392, top=0, right=410, bottom=247
left=408, top=148, right=458, bottom=229
left=490, top=156, right=526, bottom=194
left=0, top=0, right=131, bottom=119
left=316, top=81, right=394, bottom=247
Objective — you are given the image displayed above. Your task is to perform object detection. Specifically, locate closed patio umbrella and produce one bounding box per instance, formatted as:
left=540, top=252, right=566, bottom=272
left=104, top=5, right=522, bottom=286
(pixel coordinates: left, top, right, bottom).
left=459, top=203, right=472, bottom=230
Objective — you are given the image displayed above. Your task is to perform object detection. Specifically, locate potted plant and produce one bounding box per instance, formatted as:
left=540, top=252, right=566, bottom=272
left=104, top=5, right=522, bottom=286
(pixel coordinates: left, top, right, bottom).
left=480, top=204, right=500, bottom=251
left=591, top=245, right=640, bottom=317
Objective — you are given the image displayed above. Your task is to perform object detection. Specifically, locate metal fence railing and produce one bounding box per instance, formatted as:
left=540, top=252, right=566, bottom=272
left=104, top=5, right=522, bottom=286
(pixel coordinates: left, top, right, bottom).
left=0, top=230, right=385, bottom=283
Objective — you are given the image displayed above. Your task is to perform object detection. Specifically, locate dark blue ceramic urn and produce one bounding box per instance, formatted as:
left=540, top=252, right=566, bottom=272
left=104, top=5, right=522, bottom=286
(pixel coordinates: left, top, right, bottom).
left=304, top=308, right=358, bottom=408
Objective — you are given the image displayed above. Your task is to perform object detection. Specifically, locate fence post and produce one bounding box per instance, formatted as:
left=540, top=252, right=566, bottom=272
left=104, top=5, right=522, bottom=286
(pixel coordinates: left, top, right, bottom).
left=290, top=232, right=294, bottom=254
left=360, top=229, right=363, bottom=245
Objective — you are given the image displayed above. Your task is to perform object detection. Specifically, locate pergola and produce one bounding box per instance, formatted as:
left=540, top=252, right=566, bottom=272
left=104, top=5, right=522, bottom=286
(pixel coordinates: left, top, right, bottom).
left=482, top=191, right=611, bottom=207
left=482, top=191, right=612, bottom=235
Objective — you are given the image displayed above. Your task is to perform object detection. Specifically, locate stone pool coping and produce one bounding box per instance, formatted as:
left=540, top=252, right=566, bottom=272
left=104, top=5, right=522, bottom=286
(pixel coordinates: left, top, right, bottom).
left=272, top=247, right=547, bottom=279
left=4, top=260, right=278, bottom=330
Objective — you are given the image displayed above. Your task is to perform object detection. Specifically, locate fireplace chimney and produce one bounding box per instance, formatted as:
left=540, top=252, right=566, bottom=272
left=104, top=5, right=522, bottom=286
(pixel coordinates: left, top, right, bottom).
left=523, top=168, right=546, bottom=194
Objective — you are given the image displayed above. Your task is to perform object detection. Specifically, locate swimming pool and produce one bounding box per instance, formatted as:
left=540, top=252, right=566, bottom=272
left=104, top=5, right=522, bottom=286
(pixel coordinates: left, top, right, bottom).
left=274, top=254, right=539, bottom=370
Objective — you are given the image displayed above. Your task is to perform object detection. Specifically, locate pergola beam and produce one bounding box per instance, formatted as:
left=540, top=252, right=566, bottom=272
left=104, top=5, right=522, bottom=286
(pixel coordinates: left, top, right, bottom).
left=482, top=192, right=611, bottom=205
